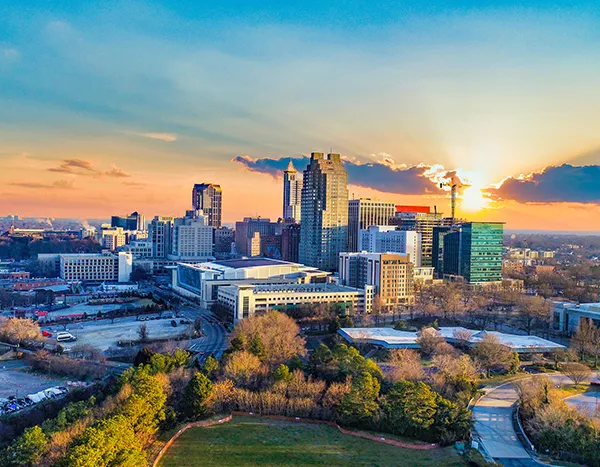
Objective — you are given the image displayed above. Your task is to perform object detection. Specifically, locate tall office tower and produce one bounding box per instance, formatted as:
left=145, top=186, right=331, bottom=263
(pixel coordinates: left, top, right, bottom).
left=358, top=225, right=421, bottom=266
left=170, top=211, right=214, bottom=261
left=347, top=199, right=396, bottom=252
left=390, top=206, right=452, bottom=267
left=192, top=183, right=223, bottom=228
left=441, top=222, right=504, bottom=283
left=283, top=160, right=303, bottom=222
left=299, top=152, right=349, bottom=271
left=149, top=216, right=175, bottom=258
left=339, top=252, right=415, bottom=308
left=431, top=226, right=452, bottom=278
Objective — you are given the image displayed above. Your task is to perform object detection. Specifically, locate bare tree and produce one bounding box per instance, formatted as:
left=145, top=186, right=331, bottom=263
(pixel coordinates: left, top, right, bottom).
left=137, top=323, right=149, bottom=342
left=388, top=348, right=425, bottom=382
left=0, top=317, right=41, bottom=346
left=562, top=362, right=591, bottom=387
left=416, top=327, right=445, bottom=358
left=472, top=333, right=513, bottom=378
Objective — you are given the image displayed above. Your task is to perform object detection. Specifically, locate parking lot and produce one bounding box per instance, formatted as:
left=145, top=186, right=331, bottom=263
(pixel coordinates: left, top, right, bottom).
left=42, top=315, right=193, bottom=351
left=0, top=361, right=66, bottom=399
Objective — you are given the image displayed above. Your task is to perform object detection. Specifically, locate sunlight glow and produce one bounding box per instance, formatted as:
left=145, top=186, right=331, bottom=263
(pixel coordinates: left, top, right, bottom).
left=460, top=185, right=489, bottom=212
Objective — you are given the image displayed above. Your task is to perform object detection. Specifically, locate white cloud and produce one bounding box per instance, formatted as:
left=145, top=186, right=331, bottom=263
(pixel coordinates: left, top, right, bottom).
left=2, top=48, right=19, bottom=59
left=133, top=132, right=178, bottom=142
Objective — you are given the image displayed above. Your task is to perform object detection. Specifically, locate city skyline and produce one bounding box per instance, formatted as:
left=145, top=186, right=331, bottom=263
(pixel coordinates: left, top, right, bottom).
left=2, top=2, right=600, bottom=230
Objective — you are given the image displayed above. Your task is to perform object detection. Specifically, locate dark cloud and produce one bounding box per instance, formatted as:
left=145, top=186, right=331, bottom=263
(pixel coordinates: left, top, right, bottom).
left=48, top=158, right=97, bottom=174
left=487, top=164, right=600, bottom=203
left=233, top=155, right=446, bottom=195
left=10, top=180, right=74, bottom=189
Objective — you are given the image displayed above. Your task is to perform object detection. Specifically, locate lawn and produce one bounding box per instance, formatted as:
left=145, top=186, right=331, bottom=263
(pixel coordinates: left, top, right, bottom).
left=158, top=416, right=470, bottom=467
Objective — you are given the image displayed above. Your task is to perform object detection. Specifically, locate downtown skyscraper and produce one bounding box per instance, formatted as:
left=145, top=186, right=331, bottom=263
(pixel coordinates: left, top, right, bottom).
left=192, top=183, right=222, bottom=228
left=299, top=152, right=348, bottom=272
left=282, top=160, right=302, bottom=222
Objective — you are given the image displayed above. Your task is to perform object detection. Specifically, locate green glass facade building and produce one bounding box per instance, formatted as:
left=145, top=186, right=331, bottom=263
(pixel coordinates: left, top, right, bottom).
left=439, top=222, right=504, bottom=283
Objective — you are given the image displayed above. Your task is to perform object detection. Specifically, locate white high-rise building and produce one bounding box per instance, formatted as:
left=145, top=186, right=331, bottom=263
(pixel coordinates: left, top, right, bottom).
left=358, top=225, right=422, bottom=267
left=283, top=160, right=302, bottom=222
left=299, top=153, right=349, bottom=272
left=169, top=211, right=213, bottom=261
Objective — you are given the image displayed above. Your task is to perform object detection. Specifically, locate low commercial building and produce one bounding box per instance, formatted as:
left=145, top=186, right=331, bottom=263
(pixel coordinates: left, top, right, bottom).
left=339, top=326, right=565, bottom=353
left=172, top=257, right=330, bottom=309
left=554, top=301, right=600, bottom=334
left=218, top=283, right=373, bottom=322
left=38, top=252, right=133, bottom=283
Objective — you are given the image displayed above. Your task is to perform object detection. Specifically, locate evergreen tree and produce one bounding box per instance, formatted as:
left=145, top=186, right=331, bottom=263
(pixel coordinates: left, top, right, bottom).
left=183, top=372, right=214, bottom=419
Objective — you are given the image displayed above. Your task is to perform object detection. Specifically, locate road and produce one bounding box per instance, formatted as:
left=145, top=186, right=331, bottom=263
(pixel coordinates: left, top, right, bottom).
left=473, top=372, right=600, bottom=467
left=176, top=305, right=229, bottom=362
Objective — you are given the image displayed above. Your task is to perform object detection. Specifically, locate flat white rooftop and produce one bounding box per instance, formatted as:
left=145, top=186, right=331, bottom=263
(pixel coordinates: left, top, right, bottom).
left=338, top=327, right=565, bottom=353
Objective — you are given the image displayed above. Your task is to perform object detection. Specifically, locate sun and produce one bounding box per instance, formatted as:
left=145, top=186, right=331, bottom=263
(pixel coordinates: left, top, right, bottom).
left=460, top=186, right=489, bottom=212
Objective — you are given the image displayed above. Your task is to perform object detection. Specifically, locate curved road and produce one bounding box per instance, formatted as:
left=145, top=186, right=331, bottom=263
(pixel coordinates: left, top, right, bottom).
left=472, top=372, right=600, bottom=467
left=178, top=305, right=229, bottom=362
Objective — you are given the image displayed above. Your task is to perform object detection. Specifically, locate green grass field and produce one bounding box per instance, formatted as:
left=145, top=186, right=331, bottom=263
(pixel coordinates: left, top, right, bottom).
left=158, top=416, right=470, bottom=467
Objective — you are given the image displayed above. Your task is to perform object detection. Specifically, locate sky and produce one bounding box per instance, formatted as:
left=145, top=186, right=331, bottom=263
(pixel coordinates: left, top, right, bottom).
left=2, top=1, right=600, bottom=230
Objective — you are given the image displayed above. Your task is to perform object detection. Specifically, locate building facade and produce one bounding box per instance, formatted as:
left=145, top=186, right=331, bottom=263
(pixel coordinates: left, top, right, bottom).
left=45, top=252, right=134, bottom=283
left=170, top=211, right=213, bottom=261
left=149, top=216, right=175, bottom=258
left=347, top=199, right=396, bottom=252
left=441, top=222, right=504, bottom=283
left=234, top=217, right=282, bottom=256
left=283, top=160, right=302, bottom=222
left=299, top=152, right=348, bottom=272
left=358, top=225, right=421, bottom=266
left=172, top=257, right=330, bottom=309
left=192, top=183, right=223, bottom=228
left=390, top=206, right=452, bottom=267
left=111, top=211, right=145, bottom=231
left=281, top=223, right=301, bottom=262
left=219, top=283, right=371, bottom=323
left=339, top=252, right=415, bottom=309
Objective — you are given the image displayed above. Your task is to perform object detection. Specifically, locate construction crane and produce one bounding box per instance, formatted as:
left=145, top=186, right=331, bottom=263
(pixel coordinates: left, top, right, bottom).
left=439, top=177, right=464, bottom=225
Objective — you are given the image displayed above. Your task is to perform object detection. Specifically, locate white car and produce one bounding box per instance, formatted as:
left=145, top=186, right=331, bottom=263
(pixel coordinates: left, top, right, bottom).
left=56, top=332, right=77, bottom=342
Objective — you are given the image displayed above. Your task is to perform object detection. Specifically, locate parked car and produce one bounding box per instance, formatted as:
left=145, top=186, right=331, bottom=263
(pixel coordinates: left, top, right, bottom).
left=56, top=332, right=77, bottom=343
left=42, top=330, right=53, bottom=338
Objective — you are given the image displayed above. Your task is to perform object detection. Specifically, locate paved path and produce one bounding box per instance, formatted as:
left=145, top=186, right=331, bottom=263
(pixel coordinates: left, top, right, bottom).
left=473, top=372, right=600, bottom=467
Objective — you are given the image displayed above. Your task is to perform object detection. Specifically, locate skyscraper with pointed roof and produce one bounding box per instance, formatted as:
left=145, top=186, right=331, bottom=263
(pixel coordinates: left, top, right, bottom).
left=283, top=160, right=302, bottom=222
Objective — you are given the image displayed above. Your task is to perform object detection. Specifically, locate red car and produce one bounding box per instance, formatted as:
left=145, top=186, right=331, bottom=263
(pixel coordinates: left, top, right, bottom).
left=42, top=330, right=53, bottom=338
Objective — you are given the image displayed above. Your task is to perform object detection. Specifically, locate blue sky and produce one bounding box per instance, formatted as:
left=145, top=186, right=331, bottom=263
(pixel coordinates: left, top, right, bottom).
left=2, top=1, right=600, bottom=228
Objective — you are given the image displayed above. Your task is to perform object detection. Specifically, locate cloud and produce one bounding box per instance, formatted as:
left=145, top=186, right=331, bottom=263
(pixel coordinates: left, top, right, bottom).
left=48, top=159, right=130, bottom=178
left=1, top=48, right=19, bottom=59
left=486, top=164, right=600, bottom=203
left=133, top=132, right=178, bottom=142
left=123, top=181, right=147, bottom=186
left=104, top=166, right=130, bottom=178
left=10, top=180, right=74, bottom=189
left=48, top=158, right=97, bottom=174
left=233, top=155, right=451, bottom=195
